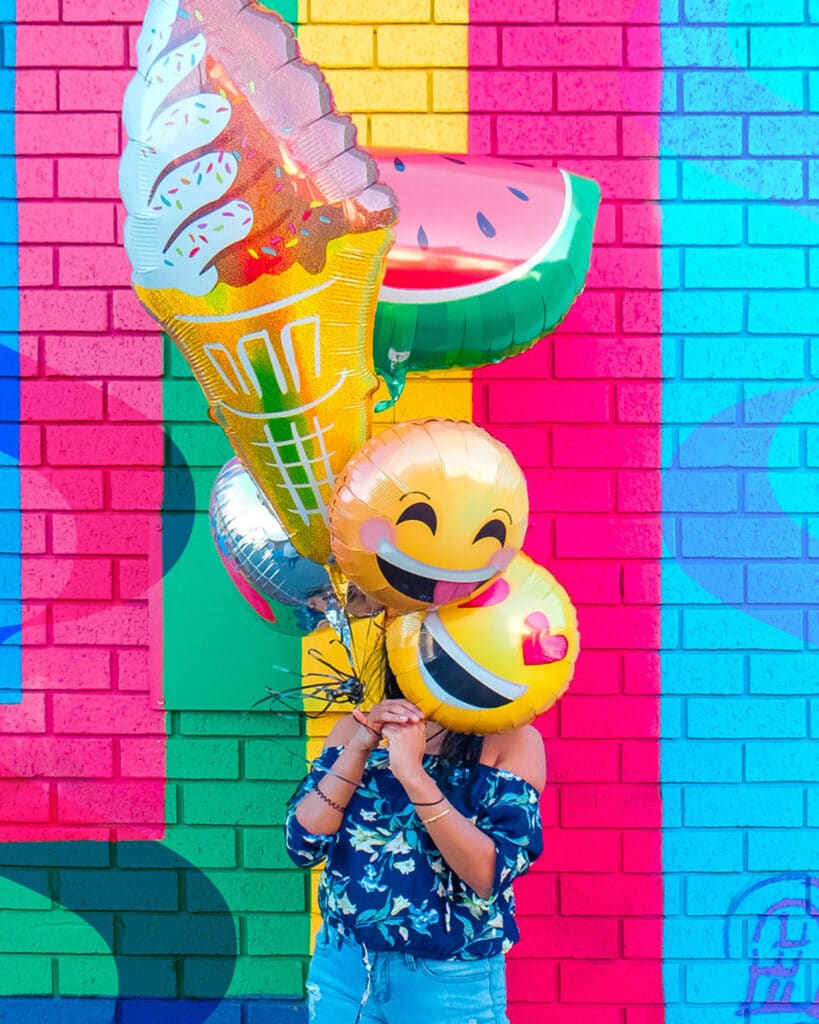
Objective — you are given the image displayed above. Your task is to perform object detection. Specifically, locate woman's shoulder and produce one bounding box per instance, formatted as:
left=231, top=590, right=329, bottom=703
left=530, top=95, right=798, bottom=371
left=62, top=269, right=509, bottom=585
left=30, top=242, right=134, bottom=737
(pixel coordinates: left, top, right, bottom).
left=481, top=725, right=546, bottom=793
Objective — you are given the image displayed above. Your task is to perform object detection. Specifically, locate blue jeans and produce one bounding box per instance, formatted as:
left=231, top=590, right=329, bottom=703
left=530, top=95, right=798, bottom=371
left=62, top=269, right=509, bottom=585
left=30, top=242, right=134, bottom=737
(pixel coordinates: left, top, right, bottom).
left=305, top=926, right=509, bottom=1024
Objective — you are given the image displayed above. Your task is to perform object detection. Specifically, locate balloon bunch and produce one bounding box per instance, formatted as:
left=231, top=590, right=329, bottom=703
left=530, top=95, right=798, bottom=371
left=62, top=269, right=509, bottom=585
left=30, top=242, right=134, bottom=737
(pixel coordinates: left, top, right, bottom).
left=330, top=419, right=579, bottom=733
left=120, top=0, right=595, bottom=733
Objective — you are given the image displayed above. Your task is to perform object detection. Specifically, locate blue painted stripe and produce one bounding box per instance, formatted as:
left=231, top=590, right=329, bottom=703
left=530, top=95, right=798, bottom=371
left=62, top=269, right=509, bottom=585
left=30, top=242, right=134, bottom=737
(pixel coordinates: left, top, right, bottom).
left=0, top=999, right=307, bottom=1023
left=0, top=3, right=19, bottom=701
left=661, top=1, right=816, bottom=1021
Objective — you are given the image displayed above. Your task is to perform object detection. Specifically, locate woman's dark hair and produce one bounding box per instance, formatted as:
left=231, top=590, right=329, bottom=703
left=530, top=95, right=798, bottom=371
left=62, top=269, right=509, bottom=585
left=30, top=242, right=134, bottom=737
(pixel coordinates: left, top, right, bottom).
left=382, top=655, right=484, bottom=777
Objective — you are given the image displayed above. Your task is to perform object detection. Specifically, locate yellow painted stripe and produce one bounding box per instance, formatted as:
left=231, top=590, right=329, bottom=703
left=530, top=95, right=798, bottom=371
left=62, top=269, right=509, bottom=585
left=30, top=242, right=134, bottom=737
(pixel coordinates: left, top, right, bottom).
left=296, top=0, right=472, bottom=944
left=297, top=4, right=468, bottom=150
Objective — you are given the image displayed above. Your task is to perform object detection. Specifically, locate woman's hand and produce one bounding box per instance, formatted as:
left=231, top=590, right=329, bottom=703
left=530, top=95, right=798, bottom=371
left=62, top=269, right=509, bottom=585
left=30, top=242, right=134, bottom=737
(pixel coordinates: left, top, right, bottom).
left=381, top=720, right=428, bottom=786
left=350, top=699, right=424, bottom=752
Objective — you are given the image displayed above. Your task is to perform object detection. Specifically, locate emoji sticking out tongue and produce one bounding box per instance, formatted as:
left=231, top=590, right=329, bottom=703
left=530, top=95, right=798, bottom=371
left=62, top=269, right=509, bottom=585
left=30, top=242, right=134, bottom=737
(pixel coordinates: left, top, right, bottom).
left=120, top=0, right=397, bottom=563
left=387, top=553, right=580, bottom=735
left=328, top=419, right=529, bottom=614
left=432, top=579, right=485, bottom=606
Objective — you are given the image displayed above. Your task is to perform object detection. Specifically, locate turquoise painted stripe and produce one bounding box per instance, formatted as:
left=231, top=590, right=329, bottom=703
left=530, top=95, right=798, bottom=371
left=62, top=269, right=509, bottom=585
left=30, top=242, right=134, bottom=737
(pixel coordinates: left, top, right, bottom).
left=0, top=0, right=21, bottom=703
left=661, top=1, right=817, bottom=1020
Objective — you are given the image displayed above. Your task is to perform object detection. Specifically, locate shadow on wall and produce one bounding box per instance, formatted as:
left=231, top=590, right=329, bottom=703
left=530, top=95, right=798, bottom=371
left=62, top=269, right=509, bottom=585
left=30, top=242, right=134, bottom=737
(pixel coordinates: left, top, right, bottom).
left=0, top=841, right=237, bottom=1021
left=664, top=384, right=819, bottom=640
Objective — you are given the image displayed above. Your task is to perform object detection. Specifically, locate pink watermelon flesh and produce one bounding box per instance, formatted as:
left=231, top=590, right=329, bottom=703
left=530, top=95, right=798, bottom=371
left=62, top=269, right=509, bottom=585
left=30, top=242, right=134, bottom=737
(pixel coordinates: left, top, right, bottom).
left=373, top=152, right=569, bottom=291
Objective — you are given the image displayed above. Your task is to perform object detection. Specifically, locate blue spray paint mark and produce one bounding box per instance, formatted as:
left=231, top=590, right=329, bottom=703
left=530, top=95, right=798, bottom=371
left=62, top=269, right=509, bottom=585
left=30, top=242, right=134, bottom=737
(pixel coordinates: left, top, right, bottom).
left=724, top=874, right=819, bottom=1018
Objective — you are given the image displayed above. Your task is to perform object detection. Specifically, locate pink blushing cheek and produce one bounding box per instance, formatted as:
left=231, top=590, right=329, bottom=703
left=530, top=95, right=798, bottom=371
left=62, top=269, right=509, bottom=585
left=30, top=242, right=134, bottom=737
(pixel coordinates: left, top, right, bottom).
left=359, top=517, right=395, bottom=553
left=490, top=547, right=516, bottom=572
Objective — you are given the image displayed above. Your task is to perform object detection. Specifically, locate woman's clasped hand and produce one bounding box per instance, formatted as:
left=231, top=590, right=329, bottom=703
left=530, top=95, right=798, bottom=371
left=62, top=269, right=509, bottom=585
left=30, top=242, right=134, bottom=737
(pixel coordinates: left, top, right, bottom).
left=351, top=698, right=425, bottom=743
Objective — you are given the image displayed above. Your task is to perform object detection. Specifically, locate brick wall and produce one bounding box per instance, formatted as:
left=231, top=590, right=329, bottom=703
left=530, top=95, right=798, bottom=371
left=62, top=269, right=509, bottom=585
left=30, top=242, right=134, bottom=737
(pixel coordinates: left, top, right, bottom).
left=469, top=4, right=666, bottom=1021
left=658, top=3, right=819, bottom=1020
left=0, top=0, right=815, bottom=1020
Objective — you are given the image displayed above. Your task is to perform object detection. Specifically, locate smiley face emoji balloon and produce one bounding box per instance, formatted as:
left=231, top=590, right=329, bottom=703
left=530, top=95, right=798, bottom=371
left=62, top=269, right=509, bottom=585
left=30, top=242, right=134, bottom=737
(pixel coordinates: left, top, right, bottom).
left=386, top=552, right=579, bottom=733
left=328, top=419, right=528, bottom=613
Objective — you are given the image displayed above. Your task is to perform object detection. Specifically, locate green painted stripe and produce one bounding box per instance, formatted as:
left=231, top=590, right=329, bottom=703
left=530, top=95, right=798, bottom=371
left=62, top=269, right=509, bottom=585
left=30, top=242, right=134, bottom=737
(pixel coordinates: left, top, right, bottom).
left=160, top=2, right=310, bottom=1000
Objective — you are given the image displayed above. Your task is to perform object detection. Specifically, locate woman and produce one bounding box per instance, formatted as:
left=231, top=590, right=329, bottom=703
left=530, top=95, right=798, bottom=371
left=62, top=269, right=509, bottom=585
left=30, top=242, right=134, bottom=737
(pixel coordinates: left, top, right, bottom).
left=284, top=670, right=546, bottom=1024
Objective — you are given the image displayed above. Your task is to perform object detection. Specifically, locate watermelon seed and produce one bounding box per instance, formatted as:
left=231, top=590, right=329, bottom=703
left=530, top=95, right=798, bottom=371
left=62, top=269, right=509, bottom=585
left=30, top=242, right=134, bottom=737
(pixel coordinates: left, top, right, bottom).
left=476, top=212, right=496, bottom=238
left=417, top=225, right=429, bottom=249
left=508, top=186, right=529, bottom=202
left=393, top=157, right=406, bottom=172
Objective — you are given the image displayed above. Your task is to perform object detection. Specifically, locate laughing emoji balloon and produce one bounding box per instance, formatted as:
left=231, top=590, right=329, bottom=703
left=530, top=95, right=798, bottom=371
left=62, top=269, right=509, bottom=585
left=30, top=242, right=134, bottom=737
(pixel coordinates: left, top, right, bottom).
left=328, top=419, right=528, bottom=613
left=386, top=552, right=579, bottom=733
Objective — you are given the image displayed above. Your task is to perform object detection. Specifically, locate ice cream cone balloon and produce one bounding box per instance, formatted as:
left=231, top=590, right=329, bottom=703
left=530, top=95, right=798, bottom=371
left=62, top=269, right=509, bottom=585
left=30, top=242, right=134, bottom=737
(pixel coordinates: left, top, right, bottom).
left=120, top=0, right=396, bottom=562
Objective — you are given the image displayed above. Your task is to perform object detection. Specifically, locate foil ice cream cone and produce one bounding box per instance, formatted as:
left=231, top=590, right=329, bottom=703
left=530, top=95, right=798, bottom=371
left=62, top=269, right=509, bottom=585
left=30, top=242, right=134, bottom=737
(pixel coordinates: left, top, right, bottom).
left=120, top=0, right=397, bottom=562
left=138, top=235, right=391, bottom=563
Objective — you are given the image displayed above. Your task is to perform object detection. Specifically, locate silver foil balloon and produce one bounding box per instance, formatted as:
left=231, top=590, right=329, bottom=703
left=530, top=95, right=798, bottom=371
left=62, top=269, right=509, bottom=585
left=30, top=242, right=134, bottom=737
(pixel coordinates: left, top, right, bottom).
left=210, top=458, right=335, bottom=610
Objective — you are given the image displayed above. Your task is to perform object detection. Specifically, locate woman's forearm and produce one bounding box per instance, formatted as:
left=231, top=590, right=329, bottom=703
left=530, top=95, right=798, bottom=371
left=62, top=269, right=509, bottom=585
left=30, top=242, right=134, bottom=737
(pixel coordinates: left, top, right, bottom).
left=399, top=770, right=497, bottom=899
left=294, top=742, right=372, bottom=835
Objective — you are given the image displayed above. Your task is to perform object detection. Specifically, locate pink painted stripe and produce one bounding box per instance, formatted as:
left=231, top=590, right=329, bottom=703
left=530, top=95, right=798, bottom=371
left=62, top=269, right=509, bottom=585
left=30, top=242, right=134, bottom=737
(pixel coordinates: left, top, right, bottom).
left=8, top=0, right=167, bottom=840
left=468, top=1, right=663, bottom=1017
left=12, top=368, right=166, bottom=840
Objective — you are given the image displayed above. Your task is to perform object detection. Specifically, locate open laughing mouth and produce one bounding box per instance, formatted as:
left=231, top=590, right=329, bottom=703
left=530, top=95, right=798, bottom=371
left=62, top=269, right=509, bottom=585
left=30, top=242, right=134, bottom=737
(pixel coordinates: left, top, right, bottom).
left=415, top=612, right=527, bottom=711
left=375, top=542, right=497, bottom=605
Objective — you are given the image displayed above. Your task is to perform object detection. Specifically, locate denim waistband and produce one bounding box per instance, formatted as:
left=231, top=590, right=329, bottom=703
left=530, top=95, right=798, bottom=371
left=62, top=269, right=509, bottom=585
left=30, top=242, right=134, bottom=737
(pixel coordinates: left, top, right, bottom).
left=316, top=922, right=503, bottom=966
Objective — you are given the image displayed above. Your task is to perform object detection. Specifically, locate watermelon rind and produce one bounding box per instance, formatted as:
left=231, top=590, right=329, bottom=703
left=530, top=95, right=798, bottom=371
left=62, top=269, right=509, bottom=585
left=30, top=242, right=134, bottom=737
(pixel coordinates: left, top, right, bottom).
left=372, top=169, right=601, bottom=409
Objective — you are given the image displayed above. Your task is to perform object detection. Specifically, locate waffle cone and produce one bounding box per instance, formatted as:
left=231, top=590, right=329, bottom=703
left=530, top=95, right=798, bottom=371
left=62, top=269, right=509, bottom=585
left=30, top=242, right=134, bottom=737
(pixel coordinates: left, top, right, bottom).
left=139, top=229, right=392, bottom=563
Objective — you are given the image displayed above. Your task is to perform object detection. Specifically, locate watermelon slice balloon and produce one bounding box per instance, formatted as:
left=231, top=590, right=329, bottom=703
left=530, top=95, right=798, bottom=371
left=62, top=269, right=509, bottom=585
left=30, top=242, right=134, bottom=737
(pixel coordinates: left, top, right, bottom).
left=372, top=153, right=601, bottom=407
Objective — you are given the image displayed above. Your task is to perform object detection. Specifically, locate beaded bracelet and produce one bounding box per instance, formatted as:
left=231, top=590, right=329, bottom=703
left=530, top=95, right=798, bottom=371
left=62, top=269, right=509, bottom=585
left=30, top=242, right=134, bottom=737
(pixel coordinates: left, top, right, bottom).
left=314, top=783, right=347, bottom=815
left=420, top=807, right=451, bottom=826
left=412, top=795, right=446, bottom=807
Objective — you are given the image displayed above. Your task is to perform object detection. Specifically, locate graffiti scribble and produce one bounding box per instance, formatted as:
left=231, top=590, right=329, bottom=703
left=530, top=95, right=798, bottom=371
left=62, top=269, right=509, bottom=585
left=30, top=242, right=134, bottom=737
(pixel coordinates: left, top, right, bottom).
left=726, top=875, right=819, bottom=1020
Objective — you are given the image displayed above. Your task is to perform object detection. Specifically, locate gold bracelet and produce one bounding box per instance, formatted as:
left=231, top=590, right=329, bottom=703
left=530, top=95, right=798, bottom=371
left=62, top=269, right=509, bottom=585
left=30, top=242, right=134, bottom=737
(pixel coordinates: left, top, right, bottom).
left=420, top=807, right=451, bottom=826
left=314, top=783, right=347, bottom=815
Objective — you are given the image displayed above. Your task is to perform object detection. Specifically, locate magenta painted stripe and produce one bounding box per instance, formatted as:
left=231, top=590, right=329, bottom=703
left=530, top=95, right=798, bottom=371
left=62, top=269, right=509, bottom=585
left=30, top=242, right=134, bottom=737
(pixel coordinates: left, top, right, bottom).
left=468, top=3, right=664, bottom=1018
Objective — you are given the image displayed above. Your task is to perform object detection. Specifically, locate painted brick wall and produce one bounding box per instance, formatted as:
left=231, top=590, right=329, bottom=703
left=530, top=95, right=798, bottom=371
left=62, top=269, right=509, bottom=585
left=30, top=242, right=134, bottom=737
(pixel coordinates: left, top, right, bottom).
left=469, top=4, right=666, bottom=1021
left=658, top=2, right=819, bottom=1021
left=0, top=0, right=815, bottom=1020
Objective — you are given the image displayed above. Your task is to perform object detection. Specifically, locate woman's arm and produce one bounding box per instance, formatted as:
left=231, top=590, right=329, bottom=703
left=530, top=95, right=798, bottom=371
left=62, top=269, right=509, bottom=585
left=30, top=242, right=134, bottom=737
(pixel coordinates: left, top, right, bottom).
left=293, top=699, right=424, bottom=836
left=383, top=722, right=545, bottom=900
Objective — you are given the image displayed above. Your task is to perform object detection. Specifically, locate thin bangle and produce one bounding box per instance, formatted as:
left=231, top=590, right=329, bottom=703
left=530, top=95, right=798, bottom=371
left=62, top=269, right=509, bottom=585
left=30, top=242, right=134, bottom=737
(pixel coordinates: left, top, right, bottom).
left=412, top=795, right=445, bottom=807
left=358, top=719, right=381, bottom=738
left=329, top=771, right=359, bottom=788
left=420, top=807, right=451, bottom=826
left=314, top=783, right=347, bottom=815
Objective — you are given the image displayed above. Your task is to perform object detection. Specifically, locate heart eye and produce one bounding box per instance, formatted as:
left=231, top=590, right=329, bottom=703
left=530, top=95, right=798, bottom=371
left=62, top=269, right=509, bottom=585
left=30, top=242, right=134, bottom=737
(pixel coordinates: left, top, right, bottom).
left=396, top=501, right=437, bottom=534
left=521, top=611, right=569, bottom=666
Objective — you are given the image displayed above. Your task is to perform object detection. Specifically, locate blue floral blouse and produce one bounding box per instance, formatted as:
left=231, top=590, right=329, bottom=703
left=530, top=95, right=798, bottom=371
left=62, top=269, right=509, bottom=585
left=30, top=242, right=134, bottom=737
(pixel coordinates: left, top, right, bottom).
left=284, top=746, right=543, bottom=960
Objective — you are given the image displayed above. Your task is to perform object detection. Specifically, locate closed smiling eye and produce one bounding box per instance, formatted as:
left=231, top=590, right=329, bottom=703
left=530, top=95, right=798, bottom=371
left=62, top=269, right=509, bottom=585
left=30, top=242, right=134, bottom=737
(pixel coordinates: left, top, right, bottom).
left=473, top=518, right=507, bottom=546
left=396, top=501, right=438, bottom=534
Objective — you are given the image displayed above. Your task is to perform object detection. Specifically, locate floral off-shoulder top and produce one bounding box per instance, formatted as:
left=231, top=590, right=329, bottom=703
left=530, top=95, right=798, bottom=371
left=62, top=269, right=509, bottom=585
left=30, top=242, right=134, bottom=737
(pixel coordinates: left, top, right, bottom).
left=284, top=746, right=543, bottom=960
